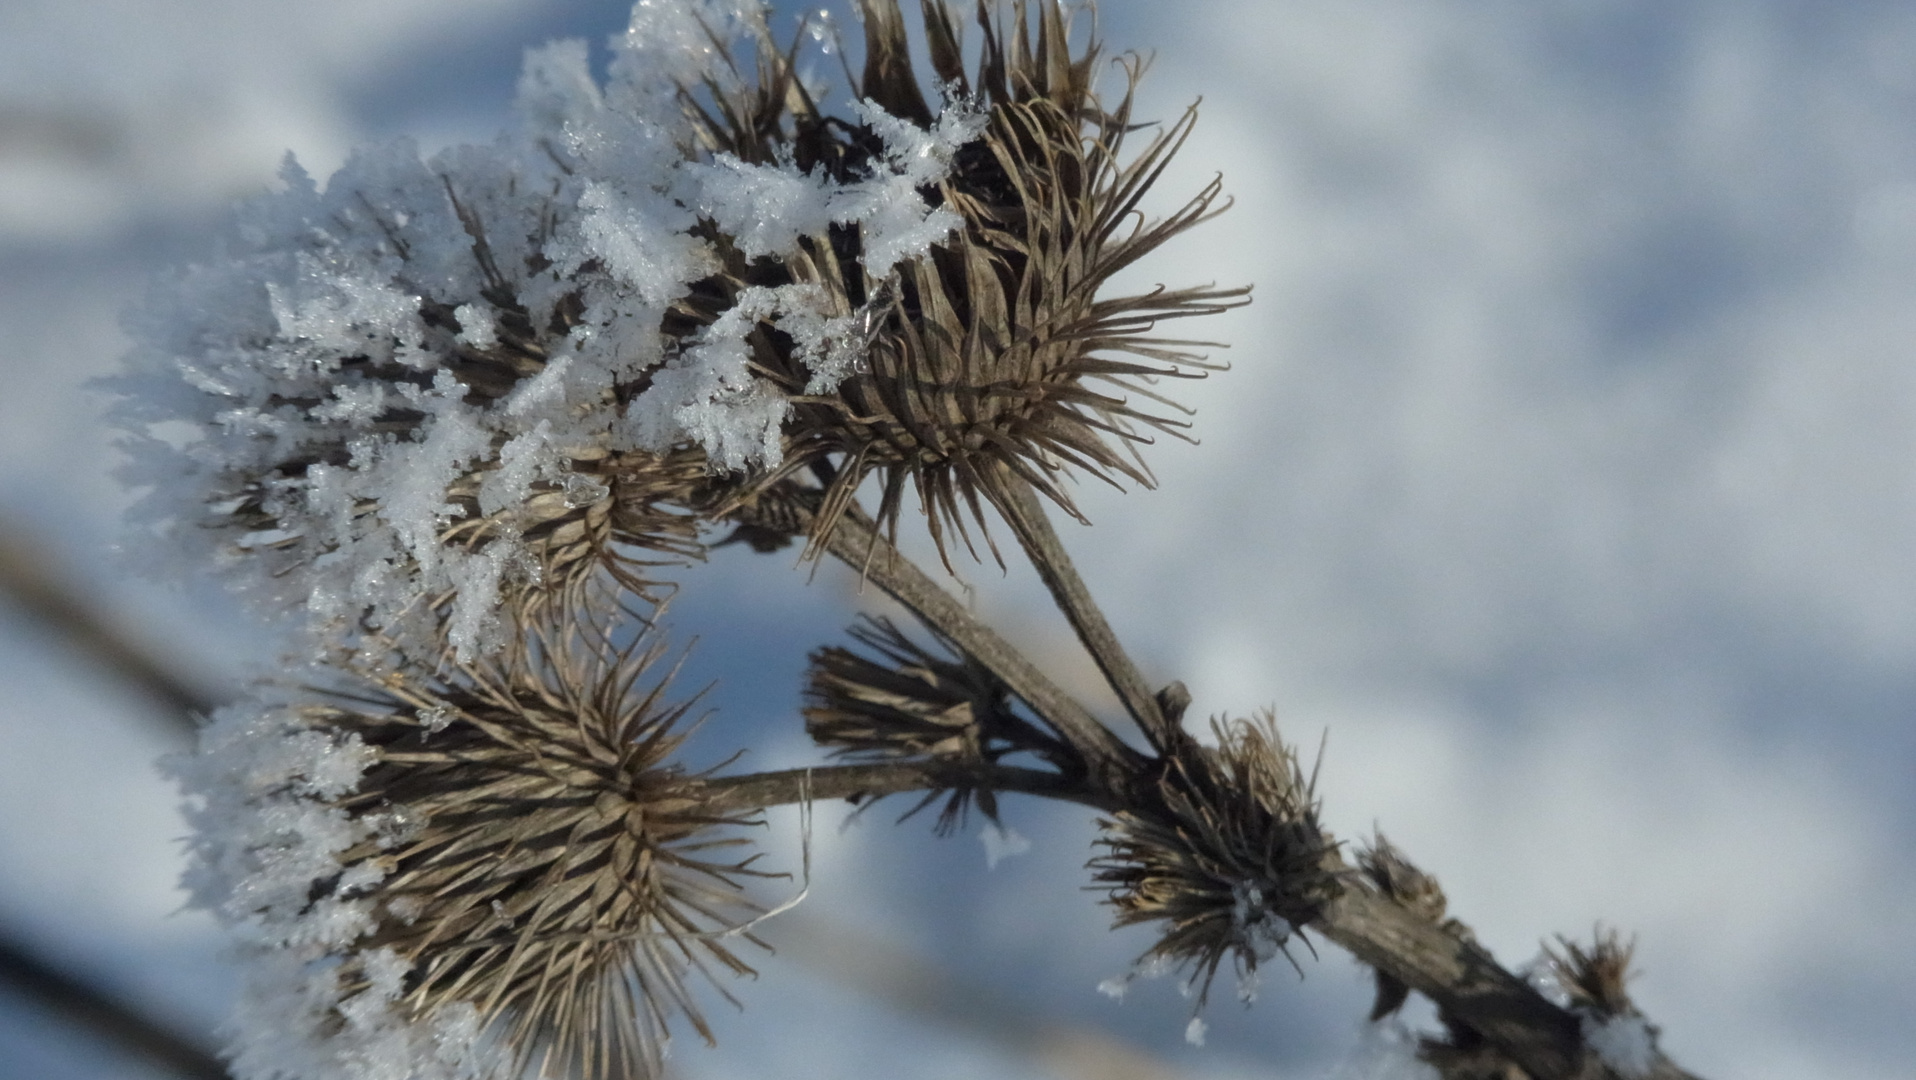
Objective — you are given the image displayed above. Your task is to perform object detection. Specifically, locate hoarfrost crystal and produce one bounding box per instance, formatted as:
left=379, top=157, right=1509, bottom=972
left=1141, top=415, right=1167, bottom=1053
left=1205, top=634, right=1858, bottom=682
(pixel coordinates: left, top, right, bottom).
left=112, top=1, right=976, bottom=659
left=1582, top=1014, right=1657, bottom=1079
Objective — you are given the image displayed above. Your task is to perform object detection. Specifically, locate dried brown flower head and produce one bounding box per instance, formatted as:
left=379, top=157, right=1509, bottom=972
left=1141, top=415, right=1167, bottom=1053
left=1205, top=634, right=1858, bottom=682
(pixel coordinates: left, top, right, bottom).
left=678, top=0, right=1250, bottom=564
left=1420, top=928, right=1649, bottom=1079
left=432, top=443, right=709, bottom=616
left=803, top=614, right=1066, bottom=830
left=1091, top=714, right=1335, bottom=1004
left=205, top=174, right=710, bottom=657
left=312, top=618, right=769, bottom=1078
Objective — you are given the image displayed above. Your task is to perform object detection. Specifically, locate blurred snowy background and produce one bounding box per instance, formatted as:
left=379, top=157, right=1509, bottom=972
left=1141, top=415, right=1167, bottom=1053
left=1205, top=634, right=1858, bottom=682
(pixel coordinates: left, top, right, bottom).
left=3, top=1, right=1914, bottom=1078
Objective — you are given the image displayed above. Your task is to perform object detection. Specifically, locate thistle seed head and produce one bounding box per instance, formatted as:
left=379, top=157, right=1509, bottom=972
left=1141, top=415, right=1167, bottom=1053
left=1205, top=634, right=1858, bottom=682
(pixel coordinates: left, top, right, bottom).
left=144, top=154, right=712, bottom=660
left=679, top=0, right=1250, bottom=564
left=1091, top=713, right=1336, bottom=1005
left=804, top=615, right=1055, bottom=830
left=312, top=618, right=769, bottom=1079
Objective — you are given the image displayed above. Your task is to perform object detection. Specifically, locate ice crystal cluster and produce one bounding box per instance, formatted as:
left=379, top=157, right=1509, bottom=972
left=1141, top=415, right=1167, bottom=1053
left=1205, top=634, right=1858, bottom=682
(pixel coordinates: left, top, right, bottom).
left=170, top=699, right=494, bottom=1080
left=114, top=0, right=978, bottom=662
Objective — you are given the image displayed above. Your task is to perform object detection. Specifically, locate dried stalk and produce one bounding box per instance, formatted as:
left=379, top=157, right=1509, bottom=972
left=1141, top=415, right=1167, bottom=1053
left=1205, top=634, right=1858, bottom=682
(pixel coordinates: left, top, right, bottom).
left=699, top=760, right=1114, bottom=816
left=1312, top=861, right=1703, bottom=1080
left=995, top=476, right=1169, bottom=743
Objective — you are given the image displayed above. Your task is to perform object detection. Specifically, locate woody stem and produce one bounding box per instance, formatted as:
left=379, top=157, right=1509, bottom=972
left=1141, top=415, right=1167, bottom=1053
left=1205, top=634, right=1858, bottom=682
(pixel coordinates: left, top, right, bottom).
left=996, top=477, right=1169, bottom=744
left=697, top=760, right=1115, bottom=816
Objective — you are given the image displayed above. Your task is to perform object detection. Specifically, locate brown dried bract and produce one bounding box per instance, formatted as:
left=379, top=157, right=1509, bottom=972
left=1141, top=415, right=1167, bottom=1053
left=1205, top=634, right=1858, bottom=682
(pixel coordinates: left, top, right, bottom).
left=674, top=1, right=1250, bottom=567
left=311, top=614, right=769, bottom=1079
left=1091, top=713, right=1336, bottom=1004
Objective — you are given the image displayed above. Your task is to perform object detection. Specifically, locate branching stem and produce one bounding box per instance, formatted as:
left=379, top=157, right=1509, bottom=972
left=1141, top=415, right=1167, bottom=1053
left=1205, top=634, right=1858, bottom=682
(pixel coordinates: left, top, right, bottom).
left=698, top=760, right=1115, bottom=816
left=1312, top=857, right=1702, bottom=1080
left=786, top=489, right=1708, bottom=1080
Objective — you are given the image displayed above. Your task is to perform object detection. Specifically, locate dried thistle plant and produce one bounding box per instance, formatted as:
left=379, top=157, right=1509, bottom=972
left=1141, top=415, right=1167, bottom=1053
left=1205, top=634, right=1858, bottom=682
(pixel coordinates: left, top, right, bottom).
left=1545, top=927, right=1640, bottom=1019
left=135, top=4, right=1707, bottom=1080
left=1355, top=832, right=1471, bottom=1021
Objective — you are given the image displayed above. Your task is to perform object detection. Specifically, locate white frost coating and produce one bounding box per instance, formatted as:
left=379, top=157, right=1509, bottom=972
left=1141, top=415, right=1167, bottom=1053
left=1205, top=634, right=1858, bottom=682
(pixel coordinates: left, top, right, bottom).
left=111, top=0, right=983, bottom=659
left=1095, top=952, right=1174, bottom=1002
left=841, top=97, right=986, bottom=274
left=980, top=822, right=1032, bottom=869
left=676, top=95, right=982, bottom=273
left=627, top=286, right=793, bottom=470
left=1184, top=1017, right=1207, bottom=1047
left=477, top=422, right=556, bottom=517
left=1582, top=1013, right=1657, bottom=1078
left=174, top=697, right=500, bottom=1080
left=612, top=0, right=758, bottom=111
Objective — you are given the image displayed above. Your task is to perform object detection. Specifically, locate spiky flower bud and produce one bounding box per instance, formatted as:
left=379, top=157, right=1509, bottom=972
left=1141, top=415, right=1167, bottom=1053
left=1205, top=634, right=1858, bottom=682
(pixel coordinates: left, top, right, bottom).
left=804, top=615, right=1063, bottom=830
left=115, top=117, right=717, bottom=660
left=113, top=0, right=987, bottom=657
left=175, top=616, right=770, bottom=1080
left=1091, top=714, right=1335, bottom=1006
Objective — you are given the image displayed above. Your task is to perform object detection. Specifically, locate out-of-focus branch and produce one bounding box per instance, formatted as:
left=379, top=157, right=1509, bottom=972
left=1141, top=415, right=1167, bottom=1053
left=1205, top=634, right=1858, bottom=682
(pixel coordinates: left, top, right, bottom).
left=1313, top=868, right=1704, bottom=1080
left=0, top=521, right=216, bottom=729
left=0, top=933, right=227, bottom=1080
left=0, top=519, right=231, bottom=1077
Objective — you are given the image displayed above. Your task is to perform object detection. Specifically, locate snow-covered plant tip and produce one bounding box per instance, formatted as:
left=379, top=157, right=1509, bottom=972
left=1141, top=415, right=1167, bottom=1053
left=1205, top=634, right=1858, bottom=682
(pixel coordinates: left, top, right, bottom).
left=116, top=2, right=1705, bottom=1079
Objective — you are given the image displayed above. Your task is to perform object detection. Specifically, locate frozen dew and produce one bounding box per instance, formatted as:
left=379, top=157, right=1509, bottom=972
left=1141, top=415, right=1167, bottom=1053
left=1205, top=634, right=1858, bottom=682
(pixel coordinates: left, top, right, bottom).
left=560, top=471, right=610, bottom=509
left=979, top=822, right=1032, bottom=869
left=801, top=7, right=837, bottom=55
left=1582, top=1014, right=1657, bottom=1079
left=451, top=303, right=497, bottom=349
left=1096, top=953, right=1175, bottom=1003
left=1236, top=966, right=1261, bottom=1005
left=1184, top=1017, right=1208, bottom=1047
left=1230, top=879, right=1295, bottom=963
